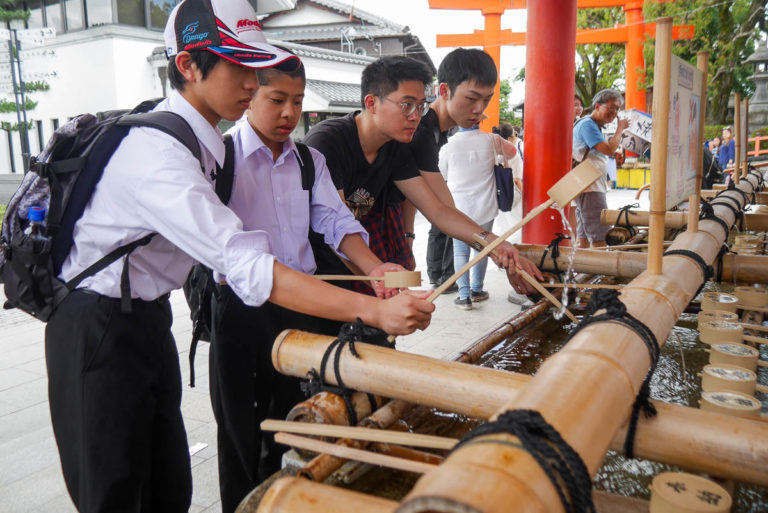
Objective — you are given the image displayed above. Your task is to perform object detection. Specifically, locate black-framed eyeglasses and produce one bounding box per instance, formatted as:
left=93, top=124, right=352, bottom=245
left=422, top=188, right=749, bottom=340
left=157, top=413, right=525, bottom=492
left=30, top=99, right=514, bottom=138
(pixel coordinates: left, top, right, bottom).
left=380, top=97, right=430, bottom=117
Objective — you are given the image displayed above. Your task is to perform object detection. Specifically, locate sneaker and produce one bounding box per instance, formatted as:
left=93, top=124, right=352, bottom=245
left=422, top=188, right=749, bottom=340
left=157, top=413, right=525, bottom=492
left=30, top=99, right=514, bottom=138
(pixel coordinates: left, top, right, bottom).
left=454, top=297, right=472, bottom=310
left=507, top=291, right=530, bottom=305
left=470, top=290, right=489, bottom=302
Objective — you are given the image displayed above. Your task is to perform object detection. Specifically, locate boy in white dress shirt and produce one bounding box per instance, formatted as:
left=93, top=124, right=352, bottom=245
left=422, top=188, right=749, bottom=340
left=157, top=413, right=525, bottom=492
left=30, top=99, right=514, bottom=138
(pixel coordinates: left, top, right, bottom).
left=44, top=2, right=433, bottom=512
left=210, top=57, right=410, bottom=511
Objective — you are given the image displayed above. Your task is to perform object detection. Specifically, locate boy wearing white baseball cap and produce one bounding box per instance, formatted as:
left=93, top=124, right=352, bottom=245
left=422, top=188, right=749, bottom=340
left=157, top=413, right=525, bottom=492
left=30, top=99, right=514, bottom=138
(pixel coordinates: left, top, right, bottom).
left=44, top=2, right=433, bottom=512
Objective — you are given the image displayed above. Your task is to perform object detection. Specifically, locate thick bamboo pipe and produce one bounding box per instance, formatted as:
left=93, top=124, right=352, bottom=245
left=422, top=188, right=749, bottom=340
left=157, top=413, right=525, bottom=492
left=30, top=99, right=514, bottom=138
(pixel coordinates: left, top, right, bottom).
left=701, top=189, right=768, bottom=204
left=396, top=83, right=764, bottom=513
left=688, top=51, right=709, bottom=233
left=517, top=244, right=768, bottom=283
left=251, top=477, right=397, bottom=513
left=601, top=209, right=768, bottom=230
left=271, top=330, right=768, bottom=487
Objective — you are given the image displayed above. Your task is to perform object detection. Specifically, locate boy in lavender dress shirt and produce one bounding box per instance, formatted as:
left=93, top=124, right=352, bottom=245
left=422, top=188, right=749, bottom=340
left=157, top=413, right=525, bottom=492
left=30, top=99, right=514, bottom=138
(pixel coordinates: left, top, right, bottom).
left=210, top=56, right=412, bottom=512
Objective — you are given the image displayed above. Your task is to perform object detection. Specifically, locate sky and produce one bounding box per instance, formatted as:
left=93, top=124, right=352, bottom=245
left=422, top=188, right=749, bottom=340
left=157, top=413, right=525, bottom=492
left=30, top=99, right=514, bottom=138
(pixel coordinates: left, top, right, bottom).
left=350, top=0, right=530, bottom=103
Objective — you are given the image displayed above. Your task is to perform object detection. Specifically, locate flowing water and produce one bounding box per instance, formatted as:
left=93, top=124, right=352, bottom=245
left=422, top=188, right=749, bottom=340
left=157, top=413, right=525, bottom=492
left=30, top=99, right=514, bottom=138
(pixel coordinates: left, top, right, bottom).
left=552, top=206, right=579, bottom=321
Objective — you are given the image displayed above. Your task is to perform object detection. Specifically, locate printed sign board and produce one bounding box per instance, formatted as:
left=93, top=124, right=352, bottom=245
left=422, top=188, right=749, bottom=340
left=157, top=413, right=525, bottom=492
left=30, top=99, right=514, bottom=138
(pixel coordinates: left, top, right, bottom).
left=666, top=55, right=703, bottom=209
left=619, top=109, right=652, bottom=157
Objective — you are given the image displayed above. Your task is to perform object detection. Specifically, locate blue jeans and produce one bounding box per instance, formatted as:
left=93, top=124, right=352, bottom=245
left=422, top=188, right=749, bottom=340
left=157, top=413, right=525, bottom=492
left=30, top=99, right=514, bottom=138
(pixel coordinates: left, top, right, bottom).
left=453, top=220, right=494, bottom=300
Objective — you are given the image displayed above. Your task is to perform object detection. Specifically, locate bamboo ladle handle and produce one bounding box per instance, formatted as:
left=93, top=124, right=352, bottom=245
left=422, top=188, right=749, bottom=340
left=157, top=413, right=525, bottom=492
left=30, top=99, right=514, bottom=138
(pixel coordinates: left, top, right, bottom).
left=472, top=234, right=579, bottom=324
left=274, top=432, right=437, bottom=474
left=427, top=198, right=555, bottom=302
left=542, top=282, right=624, bottom=290
left=262, top=419, right=457, bottom=450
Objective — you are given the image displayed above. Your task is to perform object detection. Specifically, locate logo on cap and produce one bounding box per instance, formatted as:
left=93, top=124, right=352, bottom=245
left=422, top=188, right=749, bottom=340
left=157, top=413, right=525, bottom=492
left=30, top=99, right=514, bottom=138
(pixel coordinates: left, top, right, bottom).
left=236, top=18, right=261, bottom=33
left=182, top=21, right=209, bottom=45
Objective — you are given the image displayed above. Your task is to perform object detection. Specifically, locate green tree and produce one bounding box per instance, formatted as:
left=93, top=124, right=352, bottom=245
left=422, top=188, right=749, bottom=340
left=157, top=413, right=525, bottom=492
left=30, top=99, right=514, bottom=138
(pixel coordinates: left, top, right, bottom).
left=644, top=0, right=766, bottom=124
left=574, top=7, right=626, bottom=110
left=498, top=78, right=523, bottom=125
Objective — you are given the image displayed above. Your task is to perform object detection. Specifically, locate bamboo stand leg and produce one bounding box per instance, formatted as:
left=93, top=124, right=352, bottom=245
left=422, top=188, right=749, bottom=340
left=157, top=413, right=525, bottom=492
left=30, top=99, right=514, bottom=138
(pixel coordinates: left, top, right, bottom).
left=734, top=94, right=742, bottom=185
left=687, top=51, right=709, bottom=234
left=647, top=18, right=672, bottom=275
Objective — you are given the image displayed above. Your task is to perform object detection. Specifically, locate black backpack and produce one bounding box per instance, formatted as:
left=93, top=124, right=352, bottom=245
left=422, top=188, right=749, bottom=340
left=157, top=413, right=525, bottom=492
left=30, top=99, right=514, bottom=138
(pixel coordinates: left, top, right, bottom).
left=0, top=98, right=201, bottom=321
left=184, top=141, right=315, bottom=387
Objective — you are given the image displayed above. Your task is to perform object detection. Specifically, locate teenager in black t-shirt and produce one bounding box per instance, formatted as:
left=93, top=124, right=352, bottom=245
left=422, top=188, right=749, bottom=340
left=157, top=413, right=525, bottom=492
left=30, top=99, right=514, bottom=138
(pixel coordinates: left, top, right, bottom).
left=305, top=56, right=542, bottom=300
left=405, top=48, right=500, bottom=290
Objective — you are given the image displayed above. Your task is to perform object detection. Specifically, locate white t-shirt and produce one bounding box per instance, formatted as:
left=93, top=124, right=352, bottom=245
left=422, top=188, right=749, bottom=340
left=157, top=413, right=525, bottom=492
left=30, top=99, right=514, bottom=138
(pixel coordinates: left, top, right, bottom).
left=438, top=130, right=500, bottom=225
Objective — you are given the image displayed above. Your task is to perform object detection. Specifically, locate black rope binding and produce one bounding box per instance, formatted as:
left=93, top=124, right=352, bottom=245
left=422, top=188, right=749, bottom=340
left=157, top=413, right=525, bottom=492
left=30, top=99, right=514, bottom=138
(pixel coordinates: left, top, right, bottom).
left=300, top=319, right=393, bottom=425
left=712, top=191, right=742, bottom=212
left=698, top=200, right=731, bottom=240
left=708, top=200, right=744, bottom=232
left=454, top=409, right=596, bottom=513
left=714, top=243, right=731, bottom=284
left=725, top=179, right=750, bottom=204
left=539, top=232, right=570, bottom=274
left=663, top=249, right=714, bottom=298
left=560, top=289, right=660, bottom=459
left=613, top=203, right=639, bottom=237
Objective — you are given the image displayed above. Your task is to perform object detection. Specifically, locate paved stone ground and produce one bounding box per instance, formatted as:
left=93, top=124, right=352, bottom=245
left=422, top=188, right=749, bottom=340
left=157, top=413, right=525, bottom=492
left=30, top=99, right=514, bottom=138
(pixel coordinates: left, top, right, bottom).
left=0, top=189, right=646, bottom=512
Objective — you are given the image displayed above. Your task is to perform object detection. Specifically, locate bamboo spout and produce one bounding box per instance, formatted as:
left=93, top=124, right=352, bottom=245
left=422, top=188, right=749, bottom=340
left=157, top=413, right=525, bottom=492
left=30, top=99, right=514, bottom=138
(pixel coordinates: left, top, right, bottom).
left=271, top=329, right=768, bottom=487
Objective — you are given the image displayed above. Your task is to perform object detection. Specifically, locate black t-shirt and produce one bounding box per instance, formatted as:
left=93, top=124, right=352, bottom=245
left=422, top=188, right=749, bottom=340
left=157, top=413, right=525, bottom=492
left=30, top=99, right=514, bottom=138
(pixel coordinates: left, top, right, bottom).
left=304, top=112, right=420, bottom=275
left=407, top=108, right=449, bottom=173
left=304, top=112, right=420, bottom=218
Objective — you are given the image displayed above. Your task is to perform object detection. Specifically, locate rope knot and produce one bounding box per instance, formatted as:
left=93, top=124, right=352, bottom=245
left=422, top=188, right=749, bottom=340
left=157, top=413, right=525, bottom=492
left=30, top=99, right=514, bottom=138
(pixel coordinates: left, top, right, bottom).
left=586, top=288, right=625, bottom=317
left=540, top=233, right=570, bottom=273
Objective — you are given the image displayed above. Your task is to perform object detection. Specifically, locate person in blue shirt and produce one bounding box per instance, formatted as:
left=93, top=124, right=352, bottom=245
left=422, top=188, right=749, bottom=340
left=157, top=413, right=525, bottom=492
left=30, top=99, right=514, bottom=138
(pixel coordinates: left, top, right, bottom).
left=718, top=126, right=735, bottom=169
left=572, top=89, right=628, bottom=248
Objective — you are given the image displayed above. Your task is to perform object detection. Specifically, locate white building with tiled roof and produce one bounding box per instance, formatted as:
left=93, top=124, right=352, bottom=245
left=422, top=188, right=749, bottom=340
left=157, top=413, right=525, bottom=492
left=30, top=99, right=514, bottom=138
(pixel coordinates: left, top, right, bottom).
left=0, top=0, right=423, bottom=174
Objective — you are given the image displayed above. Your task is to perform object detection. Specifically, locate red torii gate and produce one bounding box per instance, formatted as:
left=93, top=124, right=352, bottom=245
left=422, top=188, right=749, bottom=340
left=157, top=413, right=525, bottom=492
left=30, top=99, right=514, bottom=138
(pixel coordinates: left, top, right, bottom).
left=428, top=0, right=694, bottom=244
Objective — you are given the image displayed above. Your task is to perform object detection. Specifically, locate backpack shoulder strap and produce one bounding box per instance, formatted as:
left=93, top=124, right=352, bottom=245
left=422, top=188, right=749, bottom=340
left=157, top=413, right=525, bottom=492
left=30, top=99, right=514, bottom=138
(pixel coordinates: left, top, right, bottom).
left=294, top=142, right=316, bottom=194
left=117, top=111, right=202, bottom=162
left=215, top=134, right=235, bottom=205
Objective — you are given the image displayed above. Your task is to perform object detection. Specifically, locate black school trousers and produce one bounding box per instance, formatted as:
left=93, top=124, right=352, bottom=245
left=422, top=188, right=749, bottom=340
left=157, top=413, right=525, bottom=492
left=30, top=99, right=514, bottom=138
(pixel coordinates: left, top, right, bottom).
left=209, top=285, right=309, bottom=513
left=426, top=223, right=454, bottom=284
left=45, top=290, right=191, bottom=513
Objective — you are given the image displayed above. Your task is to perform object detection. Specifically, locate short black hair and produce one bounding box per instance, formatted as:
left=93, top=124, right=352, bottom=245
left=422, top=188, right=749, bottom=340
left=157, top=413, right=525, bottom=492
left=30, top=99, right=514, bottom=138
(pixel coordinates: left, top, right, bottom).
left=495, top=123, right=515, bottom=140
left=437, top=48, right=497, bottom=95
left=255, top=47, right=305, bottom=85
left=360, top=56, right=434, bottom=107
left=167, top=50, right=222, bottom=91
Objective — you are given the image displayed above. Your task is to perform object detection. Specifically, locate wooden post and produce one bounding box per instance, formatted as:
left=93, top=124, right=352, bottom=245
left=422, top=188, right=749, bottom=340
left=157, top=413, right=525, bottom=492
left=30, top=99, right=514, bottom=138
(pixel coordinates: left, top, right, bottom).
left=743, top=98, right=750, bottom=179
left=687, top=51, right=709, bottom=233
left=734, top=93, right=742, bottom=184
left=648, top=17, right=673, bottom=275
